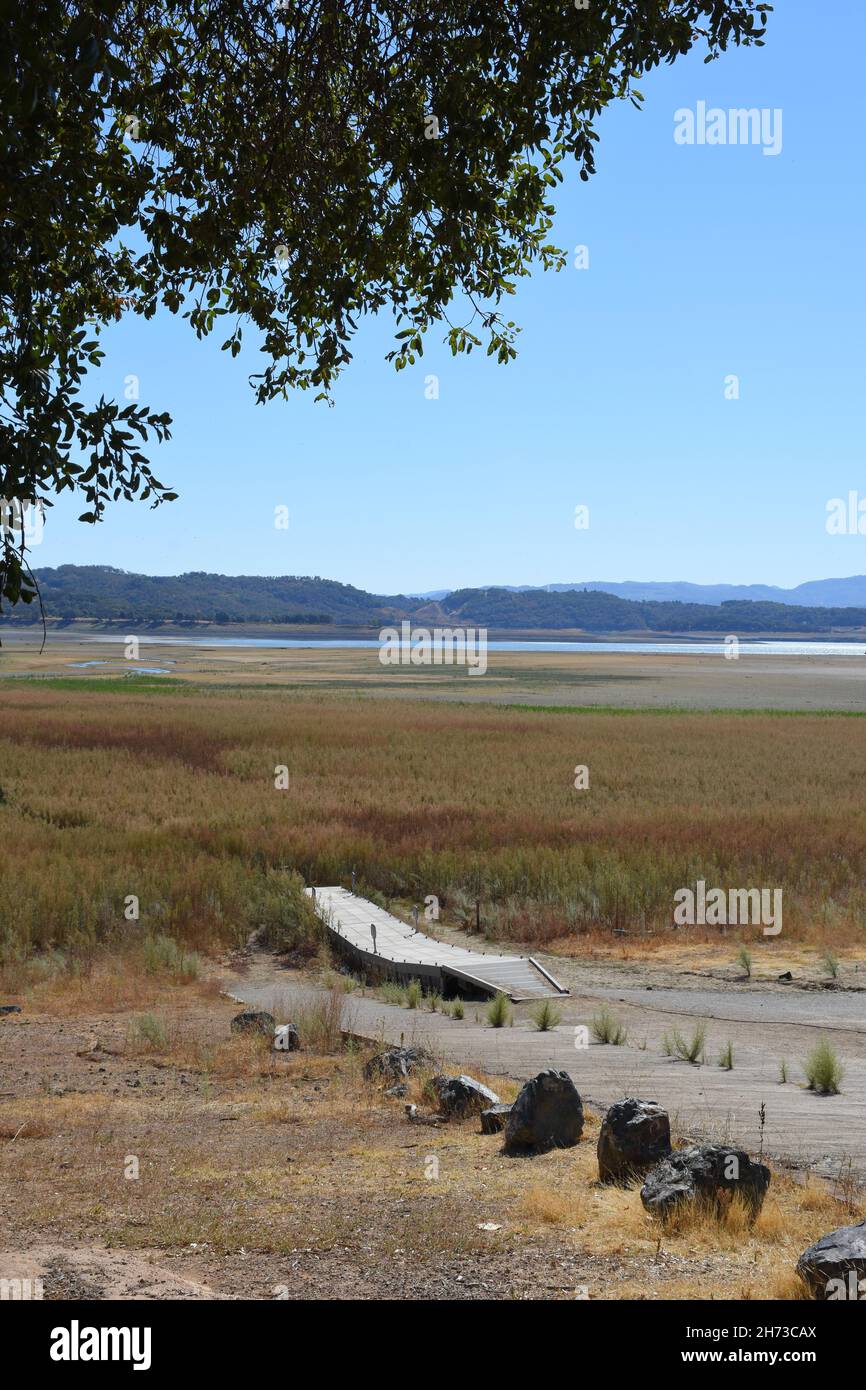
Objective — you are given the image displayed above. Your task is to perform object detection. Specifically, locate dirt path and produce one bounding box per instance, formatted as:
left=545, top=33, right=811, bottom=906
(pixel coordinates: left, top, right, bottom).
left=226, top=956, right=866, bottom=1180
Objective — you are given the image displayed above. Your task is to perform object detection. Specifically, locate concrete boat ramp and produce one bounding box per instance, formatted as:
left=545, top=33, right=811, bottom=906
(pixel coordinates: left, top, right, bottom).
left=308, top=886, right=568, bottom=1002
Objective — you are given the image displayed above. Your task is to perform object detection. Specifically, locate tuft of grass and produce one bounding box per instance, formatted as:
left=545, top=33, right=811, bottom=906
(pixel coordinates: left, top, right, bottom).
left=718, top=1040, right=734, bottom=1070
left=591, top=1007, right=627, bottom=1045
left=530, top=999, right=562, bottom=1032
left=405, top=979, right=422, bottom=1010
left=450, top=998, right=464, bottom=1020
left=143, top=933, right=200, bottom=981
left=427, top=991, right=442, bottom=1013
left=736, top=946, right=752, bottom=979
left=779, top=1059, right=788, bottom=1084
left=135, top=1012, right=167, bottom=1048
left=290, top=987, right=347, bottom=1054
left=666, top=1022, right=706, bottom=1065
left=486, top=991, right=511, bottom=1028
left=803, top=1036, right=843, bottom=1095
left=820, top=948, right=840, bottom=980
left=380, top=981, right=405, bottom=1005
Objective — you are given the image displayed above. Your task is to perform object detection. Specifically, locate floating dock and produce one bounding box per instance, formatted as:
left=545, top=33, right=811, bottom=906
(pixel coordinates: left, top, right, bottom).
left=308, top=885, right=569, bottom=1002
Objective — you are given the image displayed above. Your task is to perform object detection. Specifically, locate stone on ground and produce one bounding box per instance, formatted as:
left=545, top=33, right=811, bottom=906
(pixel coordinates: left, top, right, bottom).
left=504, top=1070, right=584, bottom=1153
left=363, top=1046, right=433, bottom=1084
left=796, top=1220, right=866, bottom=1299
left=431, top=1073, right=500, bottom=1118
left=597, top=1097, right=671, bottom=1184
left=640, top=1144, right=770, bottom=1220
left=230, top=1010, right=275, bottom=1036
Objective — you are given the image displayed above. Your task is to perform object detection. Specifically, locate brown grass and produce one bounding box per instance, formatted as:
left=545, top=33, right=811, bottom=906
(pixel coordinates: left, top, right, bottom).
left=2, top=685, right=866, bottom=972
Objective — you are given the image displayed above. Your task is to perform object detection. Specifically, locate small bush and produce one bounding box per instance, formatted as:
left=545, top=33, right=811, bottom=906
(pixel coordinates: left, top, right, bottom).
left=135, top=1013, right=167, bottom=1048
left=718, top=1040, right=734, bottom=1070
left=820, top=948, right=840, bottom=980
left=803, top=1036, right=843, bottom=1095
left=486, top=991, right=511, bottom=1028
left=591, top=1007, right=627, bottom=1045
left=142, top=933, right=200, bottom=981
left=405, top=979, right=422, bottom=1010
left=736, top=946, right=752, bottom=979
left=668, top=1022, right=706, bottom=1064
left=450, top=998, right=465, bottom=1020
left=530, top=999, right=562, bottom=1032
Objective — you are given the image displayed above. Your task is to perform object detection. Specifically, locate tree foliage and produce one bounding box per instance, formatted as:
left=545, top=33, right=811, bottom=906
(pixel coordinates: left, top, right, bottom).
left=0, top=0, right=771, bottom=608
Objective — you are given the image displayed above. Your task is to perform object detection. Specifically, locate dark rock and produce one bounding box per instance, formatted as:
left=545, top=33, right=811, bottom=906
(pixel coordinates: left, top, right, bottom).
left=274, top=1022, right=300, bottom=1052
left=384, top=1083, right=409, bottom=1099
left=481, top=1104, right=513, bottom=1135
left=597, top=1097, right=671, bottom=1184
left=640, top=1144, right=770, bottom=1221
left=504, top=1070, right=584, bottom=1153
left=778, top=971, right=793, bottom=981
left=230, top=1010, right=275, bottom=1036
left=430, top=1073, right=500, bottom=1118
left=364, top=1046, right=433, bottom=1084
left=797, top=1220, right=866, bottom=1299
left=0, top=1005, right=21, bottom=1015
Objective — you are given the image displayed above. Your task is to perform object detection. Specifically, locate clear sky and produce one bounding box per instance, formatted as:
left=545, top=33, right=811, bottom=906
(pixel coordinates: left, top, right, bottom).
left=35, top=0, right=866, bottom=595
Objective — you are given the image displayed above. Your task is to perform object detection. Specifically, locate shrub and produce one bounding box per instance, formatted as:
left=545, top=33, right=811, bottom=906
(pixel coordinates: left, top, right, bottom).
left=405, top=979, right=422, bottom=1010
left=668, top=1022, right=706, bottom=1064
left=803, top=1037, right=843, bottom=1095
left=820, top=948, right=840, bottom=980
left=143, top=933, right=200, bottom=981
left=737, top=946, right=752, bottom=979
left=450, top=998, right=465, bottom=1019
left=486, top=991, right=511, bottom=1028
left=591, top=1007, right=627, bottom=1045
left=530, top=999, right=562, bottom=1032
left=135, top=1013, right=167, bottom=1048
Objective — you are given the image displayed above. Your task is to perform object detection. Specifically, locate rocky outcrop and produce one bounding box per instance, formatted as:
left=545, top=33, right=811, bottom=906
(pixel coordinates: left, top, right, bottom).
left=797, top=1220, right=866, bottom=1299
left=504, top=1070, right=584, bottom=1153
left=597, top=1098, right=671, bottom=1184
left=640, top=1144, right=770, bottom=1220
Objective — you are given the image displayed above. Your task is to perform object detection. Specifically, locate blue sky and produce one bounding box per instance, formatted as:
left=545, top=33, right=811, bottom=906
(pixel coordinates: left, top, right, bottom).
left=36, top=1, right=866, bottom=595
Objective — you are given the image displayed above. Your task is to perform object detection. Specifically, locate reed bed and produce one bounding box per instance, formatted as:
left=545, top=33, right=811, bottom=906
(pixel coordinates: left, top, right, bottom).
left=2, top=683, right=865, bottom=966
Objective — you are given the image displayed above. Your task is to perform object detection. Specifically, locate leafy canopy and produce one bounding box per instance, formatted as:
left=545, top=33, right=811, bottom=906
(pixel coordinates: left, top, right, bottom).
left=0, top=0, right=771, bottom=608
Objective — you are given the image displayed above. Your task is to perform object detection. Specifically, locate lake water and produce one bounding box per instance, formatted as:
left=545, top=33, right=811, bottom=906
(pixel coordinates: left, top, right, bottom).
left=85, top=636, right=866, bottom=657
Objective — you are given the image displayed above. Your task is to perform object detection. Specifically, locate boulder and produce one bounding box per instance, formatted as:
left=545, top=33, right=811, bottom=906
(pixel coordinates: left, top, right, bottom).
left=274, top=1022, right=300, bottom=1052
left=640, top=1144, right=770, bottom=1221
left=430, top=1073, right=500, bottom=1118
left=0, top=1005, right=21, bottom=1015
left=504, top=1070, right=584, bottom=1153
left=597, top=1097, right=671, bottom=1184
left=481, top=1103, right=513, bottom=1135
left=364, top=1046, right=433, bottom=1084
left=230, top=1010, right=275, bottom=1036
left=797, top=1220, right=866, bottom=1299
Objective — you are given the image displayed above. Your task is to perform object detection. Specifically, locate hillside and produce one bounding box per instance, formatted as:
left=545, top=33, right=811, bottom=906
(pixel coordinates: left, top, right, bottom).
left=4, top=567, right=866, bottom=635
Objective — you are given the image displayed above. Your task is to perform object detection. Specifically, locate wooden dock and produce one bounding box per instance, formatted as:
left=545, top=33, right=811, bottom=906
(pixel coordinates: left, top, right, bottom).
left=308, top=886, right=568, bottom=1001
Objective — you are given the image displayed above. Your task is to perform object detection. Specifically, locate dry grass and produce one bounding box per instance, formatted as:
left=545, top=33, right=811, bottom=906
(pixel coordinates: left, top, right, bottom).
left=2, top=686, right=866, bottom=975
left=1, top=970, right=862, bottom=1300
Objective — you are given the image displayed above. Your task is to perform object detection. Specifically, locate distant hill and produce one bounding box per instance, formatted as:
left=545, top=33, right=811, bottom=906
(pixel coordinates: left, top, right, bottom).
left=4, top=567, right=866, bottom=635
left=9, top=566, right=413, bottom=626
left=417, top=576, right=866, bottom=607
